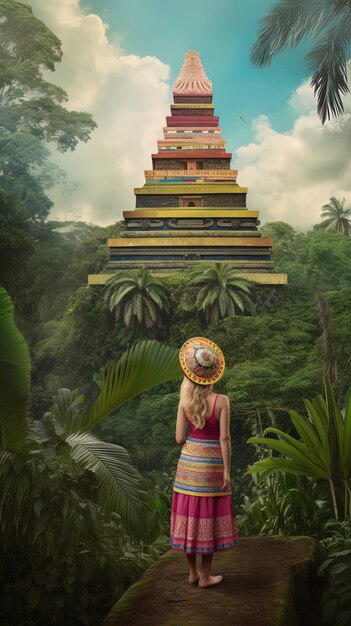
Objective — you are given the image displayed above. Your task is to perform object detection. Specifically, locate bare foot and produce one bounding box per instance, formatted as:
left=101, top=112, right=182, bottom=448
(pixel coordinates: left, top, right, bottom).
left=198, top=574, right=223, bottom=588
left=188, top=570, right=201, bottom=584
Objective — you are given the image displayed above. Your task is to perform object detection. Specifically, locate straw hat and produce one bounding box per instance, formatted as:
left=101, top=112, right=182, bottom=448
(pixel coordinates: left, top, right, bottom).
left=179, top=336, right=225, bottom=385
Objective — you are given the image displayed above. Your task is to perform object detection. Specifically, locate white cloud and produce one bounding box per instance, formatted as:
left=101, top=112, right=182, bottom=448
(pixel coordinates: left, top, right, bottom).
left=25, top=2, right=351, bottom=231
left=28, top=0, right=170, bottom=224
left=236, top=64, right=351, bottom=231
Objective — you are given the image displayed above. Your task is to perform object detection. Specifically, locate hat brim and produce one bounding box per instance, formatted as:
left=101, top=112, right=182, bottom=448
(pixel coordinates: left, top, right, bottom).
left=179, top=336, right=225, bottom=385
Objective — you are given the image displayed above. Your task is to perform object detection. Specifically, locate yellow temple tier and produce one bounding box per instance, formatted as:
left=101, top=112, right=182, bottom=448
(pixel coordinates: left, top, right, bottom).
left=123, top=209, right=259, bottom=218
left=89, top=273, right=287, bottom=285
left=88, top=50, right=287, bottom=287
left=134, top=184, right=247, bottom=194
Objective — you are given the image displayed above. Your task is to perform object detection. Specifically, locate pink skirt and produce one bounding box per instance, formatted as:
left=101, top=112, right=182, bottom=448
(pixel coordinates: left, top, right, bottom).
left=170, top=491, right=239, bottom=554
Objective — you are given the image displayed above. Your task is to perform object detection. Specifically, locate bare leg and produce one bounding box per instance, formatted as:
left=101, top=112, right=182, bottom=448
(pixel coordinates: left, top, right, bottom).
left=186, top=553, right=200, bottom=583
left=199, top=553, right=223, bottom=588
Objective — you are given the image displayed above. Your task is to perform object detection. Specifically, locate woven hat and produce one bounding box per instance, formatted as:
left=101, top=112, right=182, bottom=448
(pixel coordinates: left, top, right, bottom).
left=179, top=336, right=225, bottom=385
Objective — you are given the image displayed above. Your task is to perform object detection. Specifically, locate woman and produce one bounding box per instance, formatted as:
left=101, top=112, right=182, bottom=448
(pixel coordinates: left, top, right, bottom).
left=170, top=337, right=239, bottom=588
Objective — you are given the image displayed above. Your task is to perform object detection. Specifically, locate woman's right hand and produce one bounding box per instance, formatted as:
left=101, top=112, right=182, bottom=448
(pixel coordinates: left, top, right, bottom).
left=221, top=469, right=231, bottom=490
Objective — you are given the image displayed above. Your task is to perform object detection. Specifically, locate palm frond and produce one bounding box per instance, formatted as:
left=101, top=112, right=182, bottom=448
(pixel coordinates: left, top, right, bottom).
left=80, top=340, right=182, bottom=431
left=231, top=291, right=245, bottom=313
left=250, top=0, right=335, bottom=67
left=136, top=292, right=143, bottom=324
left=108, top=284, right=136, bottom=306
left=68, top=432, right=148, bottom=538
left=238, top=293, right=257, bottom=315
left=226, top=296, right=235, bottom=318
left=124, top=300, right=133, bottom=329
left=218, top=290, right=228, bottom=317
left=250, top=0, right=350, bottom=123
left=142, top=296, right=157, bottom=324
left=227, top=279, right=252, bottom=292
left=306, top=19, right=350, bottom=123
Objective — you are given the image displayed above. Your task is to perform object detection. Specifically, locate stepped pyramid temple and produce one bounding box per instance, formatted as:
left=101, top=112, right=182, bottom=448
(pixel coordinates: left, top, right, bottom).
left=88, top=50, right=287, bottom=295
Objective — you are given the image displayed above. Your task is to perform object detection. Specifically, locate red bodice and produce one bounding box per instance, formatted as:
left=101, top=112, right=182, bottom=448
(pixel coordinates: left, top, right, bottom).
left=185, top=394, right=220, bottom=440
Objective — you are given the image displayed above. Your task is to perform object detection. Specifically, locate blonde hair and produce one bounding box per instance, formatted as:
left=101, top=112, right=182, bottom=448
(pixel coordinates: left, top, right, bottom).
left=180, top=376, right=213, bottom=429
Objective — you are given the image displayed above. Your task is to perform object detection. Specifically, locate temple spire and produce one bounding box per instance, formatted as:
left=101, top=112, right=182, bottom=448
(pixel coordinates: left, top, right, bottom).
left=173, top=50, right=212, bottom=96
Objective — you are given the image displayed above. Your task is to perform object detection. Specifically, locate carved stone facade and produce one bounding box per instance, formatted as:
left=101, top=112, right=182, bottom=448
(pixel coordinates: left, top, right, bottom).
left=250, top=284, right=285, bottom=313
left=153, top=158, right=231, bottom=170
left=170, top=108, right=213, bottom=116
left=136, top=193, right=247, bottom=208
left=145, top=169, right=237, bottom=180
left=124, top=217, right=259, bottom=231
left=136, top=194, right=181, bottom=208
left=173, top=50, right=212, bottom=96
left=202, top=194, right=246, bottom=207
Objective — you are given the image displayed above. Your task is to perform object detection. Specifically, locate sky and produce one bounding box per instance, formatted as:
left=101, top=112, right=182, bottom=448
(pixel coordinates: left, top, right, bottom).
left=28, top=0, right=351, bottom=230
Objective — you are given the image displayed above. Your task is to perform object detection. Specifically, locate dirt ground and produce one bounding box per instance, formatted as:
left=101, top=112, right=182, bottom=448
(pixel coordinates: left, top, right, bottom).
left=103, top=536, right=324, bottom=626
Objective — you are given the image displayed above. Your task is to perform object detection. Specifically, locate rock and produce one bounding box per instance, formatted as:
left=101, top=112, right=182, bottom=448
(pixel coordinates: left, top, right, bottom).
left=102, top=536, right=324, bottom=626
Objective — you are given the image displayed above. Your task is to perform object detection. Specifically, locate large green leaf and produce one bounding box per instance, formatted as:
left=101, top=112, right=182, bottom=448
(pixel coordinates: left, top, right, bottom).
left=288, top=408, right=329, bottom=464
left=246, top=436, right=328, bottom=477
left=244, top=457, right=319, bottom=481
left=324, top=376, right=345, bottom=477
left=0, top=287, right=30, bottom=450
left=78, top=340, right=182, bottom=432
left=262, top=426, right=328, bottom=471
left=68, top=432, right=148, bottom=538
left=304, top=397, right=331, bottom=457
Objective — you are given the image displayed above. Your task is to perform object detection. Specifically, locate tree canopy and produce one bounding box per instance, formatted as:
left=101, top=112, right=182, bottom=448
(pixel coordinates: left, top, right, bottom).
left=0, top=0, right=97, bottom=292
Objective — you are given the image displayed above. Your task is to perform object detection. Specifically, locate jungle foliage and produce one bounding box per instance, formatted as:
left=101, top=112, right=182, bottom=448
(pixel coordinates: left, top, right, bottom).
left=0, top=0, right=97, bottom=301
left=0, top=286, right=182, bottom=624
left=2, top=206, right=351, bottom=624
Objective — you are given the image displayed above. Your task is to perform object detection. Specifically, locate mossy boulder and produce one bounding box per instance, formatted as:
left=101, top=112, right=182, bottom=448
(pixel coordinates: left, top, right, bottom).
left=103, top=536, right=324, bottom=626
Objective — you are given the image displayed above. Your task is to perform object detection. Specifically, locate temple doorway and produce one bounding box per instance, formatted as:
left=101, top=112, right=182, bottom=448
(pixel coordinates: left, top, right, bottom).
left=181, top=197, right=202, bottom=207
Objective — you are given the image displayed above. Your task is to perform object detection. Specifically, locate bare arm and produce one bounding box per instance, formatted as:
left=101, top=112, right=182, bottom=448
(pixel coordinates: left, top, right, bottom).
left=175, top=402, right=187, bottom=445
left=219, top=395, right=231, bottom=473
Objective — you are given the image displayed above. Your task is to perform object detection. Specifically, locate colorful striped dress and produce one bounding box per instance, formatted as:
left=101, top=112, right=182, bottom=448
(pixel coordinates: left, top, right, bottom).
left=170, top=394, right=239, bottom=553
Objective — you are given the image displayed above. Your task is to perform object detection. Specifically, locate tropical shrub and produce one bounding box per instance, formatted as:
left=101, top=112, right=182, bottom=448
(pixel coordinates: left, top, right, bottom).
left=237, top=470, right=329, bottom=538
left=317, top=519, right=351, bottom=626
left=245, top=377, right=351, bottom=522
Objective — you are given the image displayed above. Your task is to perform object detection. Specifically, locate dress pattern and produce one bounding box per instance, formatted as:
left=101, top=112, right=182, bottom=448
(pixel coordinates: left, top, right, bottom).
left=170, top=394, right=239, bottom=553
left=173, top=437, right=233, bottom=496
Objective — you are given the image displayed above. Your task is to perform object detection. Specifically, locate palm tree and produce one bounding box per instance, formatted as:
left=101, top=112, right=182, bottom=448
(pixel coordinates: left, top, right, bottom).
left=0, top=286, right=181, bottom=539
left=250, top=0, right=351, bottom=124
left=186, top=262, right=256, bottom=325
left=104, top=268, right=170, bottom=331
left=318, top=197, right=351, bottom=235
